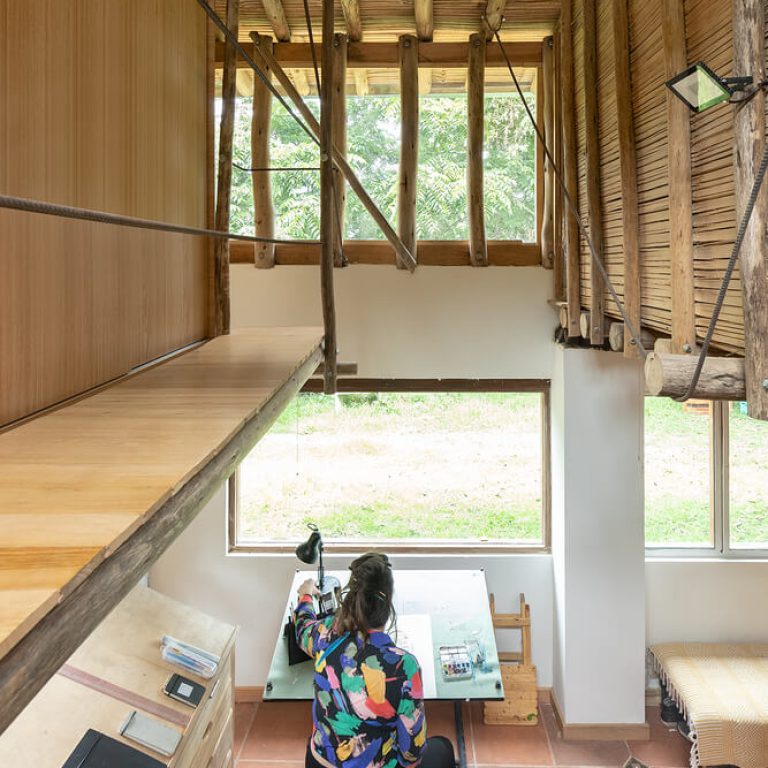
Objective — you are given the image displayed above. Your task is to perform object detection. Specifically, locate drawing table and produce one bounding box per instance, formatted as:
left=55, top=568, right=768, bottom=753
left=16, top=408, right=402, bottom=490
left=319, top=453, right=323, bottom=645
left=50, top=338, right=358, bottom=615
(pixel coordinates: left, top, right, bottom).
left=264, top=569, right=504, bottom=768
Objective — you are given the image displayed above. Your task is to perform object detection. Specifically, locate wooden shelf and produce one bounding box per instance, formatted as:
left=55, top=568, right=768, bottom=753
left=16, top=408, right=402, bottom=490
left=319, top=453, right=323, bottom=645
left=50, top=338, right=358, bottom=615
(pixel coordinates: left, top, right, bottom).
left=0, top=586, right=237, bottom=767
left=0, top=327, right=324, bottom=735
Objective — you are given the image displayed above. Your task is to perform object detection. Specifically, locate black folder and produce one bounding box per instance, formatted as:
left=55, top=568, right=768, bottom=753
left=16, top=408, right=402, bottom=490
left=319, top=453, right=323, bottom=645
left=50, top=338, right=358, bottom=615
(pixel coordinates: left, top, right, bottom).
left=62, top=729, right=165, bottom=768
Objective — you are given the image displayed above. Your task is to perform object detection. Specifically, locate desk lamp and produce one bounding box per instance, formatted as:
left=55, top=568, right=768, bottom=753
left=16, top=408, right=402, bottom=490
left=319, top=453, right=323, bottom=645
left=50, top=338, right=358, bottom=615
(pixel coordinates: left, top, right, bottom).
left=295, top=524, right=341, bottom=617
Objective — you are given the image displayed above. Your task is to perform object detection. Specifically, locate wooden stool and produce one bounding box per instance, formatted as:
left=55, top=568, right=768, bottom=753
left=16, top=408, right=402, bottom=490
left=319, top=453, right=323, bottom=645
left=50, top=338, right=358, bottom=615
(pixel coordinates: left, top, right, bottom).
left=483, top=592, right=539, bottom=726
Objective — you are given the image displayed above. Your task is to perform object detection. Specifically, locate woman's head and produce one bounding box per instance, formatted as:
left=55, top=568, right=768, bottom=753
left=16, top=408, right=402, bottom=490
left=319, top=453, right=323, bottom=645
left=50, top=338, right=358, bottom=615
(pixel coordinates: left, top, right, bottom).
left=335, top=552, right=394, bottom=634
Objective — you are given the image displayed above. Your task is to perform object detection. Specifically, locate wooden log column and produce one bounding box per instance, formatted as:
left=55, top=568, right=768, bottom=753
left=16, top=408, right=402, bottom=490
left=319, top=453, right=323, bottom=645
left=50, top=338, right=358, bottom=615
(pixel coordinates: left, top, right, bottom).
left=340, top=0, right=362, bottom=42
left=553, top=29, right=565, bottom=300
left=540, top=36, right=555, bottom=269
left=661, top=0, right=696, bottom=355
left=213, top=0, right=240, bottom=335
left=560, top=0, right=581, bottom=337
left=332, top=33, right=348, bottom=267
left=250, top=34, right=416, bottom=271
left=399, top=34, right=419, bottom=268
left=252, top=35, right=275, bottom=268
left=733, top=0, right=768, bottom=419
left=467, top=33, right=487, bottom=267
left=320, top=0, right=337, bottom=393
left=581, top=0, right=604, bottom=346
left=645, top=353, right=746, bottom=400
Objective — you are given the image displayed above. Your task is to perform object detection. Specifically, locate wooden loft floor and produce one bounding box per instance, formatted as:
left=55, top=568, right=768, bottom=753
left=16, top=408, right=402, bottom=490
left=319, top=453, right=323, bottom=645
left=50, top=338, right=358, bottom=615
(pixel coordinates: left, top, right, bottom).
left=0, top=327, right=323, bottom=735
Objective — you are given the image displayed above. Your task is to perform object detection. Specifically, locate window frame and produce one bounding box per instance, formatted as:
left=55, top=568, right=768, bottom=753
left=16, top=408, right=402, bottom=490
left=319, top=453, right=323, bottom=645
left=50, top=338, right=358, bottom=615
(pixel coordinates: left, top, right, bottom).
left=228, top=378, right=552, bottom=555
left=645, top=400, right=768, bottom=559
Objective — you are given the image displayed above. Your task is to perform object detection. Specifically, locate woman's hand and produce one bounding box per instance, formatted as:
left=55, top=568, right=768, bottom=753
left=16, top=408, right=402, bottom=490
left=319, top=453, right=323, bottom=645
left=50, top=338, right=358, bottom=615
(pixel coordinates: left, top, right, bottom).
left=297, top=578, right=319, bottom=599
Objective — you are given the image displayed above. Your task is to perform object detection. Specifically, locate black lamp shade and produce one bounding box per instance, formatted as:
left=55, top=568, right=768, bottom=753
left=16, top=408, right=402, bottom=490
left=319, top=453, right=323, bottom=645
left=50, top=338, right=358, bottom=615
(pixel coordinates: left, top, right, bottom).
left=296, top=528, right=322, bottom=564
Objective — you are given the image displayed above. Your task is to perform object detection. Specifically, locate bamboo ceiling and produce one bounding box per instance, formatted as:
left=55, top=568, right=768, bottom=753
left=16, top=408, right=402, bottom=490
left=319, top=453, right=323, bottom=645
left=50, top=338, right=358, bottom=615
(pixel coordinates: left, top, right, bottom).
left=214, top=0, right=561, bottom=43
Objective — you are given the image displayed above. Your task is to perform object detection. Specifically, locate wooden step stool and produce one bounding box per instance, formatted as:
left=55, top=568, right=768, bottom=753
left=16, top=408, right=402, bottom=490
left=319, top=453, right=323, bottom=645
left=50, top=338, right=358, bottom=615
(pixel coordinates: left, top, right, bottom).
left=483, top=592, right=539, bottom=726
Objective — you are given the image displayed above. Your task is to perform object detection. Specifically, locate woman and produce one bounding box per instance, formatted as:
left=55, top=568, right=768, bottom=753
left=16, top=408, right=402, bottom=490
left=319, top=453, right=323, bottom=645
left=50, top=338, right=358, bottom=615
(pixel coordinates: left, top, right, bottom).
left=294, top=552, right=455, bottom=768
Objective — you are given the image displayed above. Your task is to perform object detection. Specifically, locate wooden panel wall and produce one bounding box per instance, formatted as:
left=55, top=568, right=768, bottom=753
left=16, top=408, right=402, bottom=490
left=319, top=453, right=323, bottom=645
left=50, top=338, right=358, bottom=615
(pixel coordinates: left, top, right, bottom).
left=563, top=0, right=754, bottom=354
left=0, top=1, right=209, bottom=427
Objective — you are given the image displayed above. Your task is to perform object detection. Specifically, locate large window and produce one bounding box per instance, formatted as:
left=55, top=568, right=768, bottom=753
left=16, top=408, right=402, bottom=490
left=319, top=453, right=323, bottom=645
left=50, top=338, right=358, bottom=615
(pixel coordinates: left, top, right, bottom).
left=230, top=382, right=550, bottom=552
left=225, top=87, right=537, bottom=243
left=645, top=399, right=768, bottom=555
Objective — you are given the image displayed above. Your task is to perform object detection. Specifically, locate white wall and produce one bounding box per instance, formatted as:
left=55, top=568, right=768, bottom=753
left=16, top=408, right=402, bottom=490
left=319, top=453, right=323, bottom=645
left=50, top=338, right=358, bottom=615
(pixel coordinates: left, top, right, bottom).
left=550, top=348, right=646, bottom=725
left=231, top=265, right=555, bottom=378
left=646, top=560, right=768, bottom=643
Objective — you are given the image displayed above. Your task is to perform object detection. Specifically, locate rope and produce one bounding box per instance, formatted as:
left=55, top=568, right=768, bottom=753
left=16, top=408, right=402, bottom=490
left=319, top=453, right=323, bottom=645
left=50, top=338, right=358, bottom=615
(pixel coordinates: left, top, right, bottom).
left=302, top=0, right=323, bottom=96
left=673, top=136, right=768, bottom=401
left=196, top=0, right=320, bottom=149
left=487, top=21, right=649, bottom=356
left=234, top=164, right=320, bottom=172
left=0, top=194, right=320, bottom=245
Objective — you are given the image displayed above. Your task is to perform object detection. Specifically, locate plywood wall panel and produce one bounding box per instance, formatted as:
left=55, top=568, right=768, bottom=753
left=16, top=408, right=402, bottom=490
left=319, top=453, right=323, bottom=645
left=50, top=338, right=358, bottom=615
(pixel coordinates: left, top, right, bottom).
left=0, top=1, right=209, bottom=427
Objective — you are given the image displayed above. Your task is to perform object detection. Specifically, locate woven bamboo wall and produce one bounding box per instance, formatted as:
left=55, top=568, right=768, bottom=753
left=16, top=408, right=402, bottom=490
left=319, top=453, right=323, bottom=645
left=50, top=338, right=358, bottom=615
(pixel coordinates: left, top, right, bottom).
left=567, top=0, right=750, bottom=354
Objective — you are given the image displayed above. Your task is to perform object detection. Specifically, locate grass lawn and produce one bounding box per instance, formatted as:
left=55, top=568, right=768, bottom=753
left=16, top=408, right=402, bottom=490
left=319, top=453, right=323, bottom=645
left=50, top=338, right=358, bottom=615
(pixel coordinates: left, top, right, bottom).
left=236, top=393, right=768, bottom=549
left=238, top=393, right=543, bottom=543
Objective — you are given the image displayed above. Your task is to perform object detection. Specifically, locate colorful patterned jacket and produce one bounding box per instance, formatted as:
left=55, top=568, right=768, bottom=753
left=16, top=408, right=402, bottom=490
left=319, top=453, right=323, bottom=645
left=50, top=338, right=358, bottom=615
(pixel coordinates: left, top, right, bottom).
left=294, top=595, right=427, bottom=768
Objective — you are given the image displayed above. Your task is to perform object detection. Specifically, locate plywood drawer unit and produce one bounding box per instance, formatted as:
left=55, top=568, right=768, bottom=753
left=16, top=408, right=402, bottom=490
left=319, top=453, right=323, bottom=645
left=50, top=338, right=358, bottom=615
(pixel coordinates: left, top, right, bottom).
left=0, top=586, right=237, bottom=768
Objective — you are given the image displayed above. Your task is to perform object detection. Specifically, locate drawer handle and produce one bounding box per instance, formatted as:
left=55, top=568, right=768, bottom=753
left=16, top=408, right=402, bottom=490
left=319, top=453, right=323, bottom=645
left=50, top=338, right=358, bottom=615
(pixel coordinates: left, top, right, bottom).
left=209, top=679, right=221, bottom=700
left=203, top=719, right=214, bottom=741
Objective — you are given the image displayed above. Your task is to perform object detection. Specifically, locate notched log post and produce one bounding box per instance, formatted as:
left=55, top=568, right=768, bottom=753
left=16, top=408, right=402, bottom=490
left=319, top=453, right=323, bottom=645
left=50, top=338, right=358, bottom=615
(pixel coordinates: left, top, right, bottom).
left=320, top=0, right=338, bottom=393
left=332, top=33, right=348, bottom=267
left=252, top=35, right=275, bottom=268
left=662, top=0, right=696, bottom=355
left=468, top=33, right=487, bottom=267
left=733, top=0, right=768, bottom=419
left=398, top=34, right=419, bottom=269
left=213, top=0, right=240, bottom=334
left=560, top=0, right=581, bottom=337
left=540, top=36, right=555, bottom=269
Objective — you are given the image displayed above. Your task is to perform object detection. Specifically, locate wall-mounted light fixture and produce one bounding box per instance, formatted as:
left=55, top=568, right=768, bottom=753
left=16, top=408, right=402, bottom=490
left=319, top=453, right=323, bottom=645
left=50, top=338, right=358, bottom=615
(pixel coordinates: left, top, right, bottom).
left=666, top=61, right=754, bottom=112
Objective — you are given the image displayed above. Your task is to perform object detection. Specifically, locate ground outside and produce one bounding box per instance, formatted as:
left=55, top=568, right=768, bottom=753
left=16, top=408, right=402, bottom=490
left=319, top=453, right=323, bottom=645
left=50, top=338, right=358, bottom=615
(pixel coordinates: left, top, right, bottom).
left=233, top=700, right=692, bottom=768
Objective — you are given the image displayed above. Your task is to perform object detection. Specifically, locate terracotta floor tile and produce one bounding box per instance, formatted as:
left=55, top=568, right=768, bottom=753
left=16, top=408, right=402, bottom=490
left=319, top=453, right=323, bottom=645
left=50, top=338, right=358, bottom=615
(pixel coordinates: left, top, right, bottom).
left=425, top=700, right=460, bottom=755
left=540, top=703, right=630, bottom=767
left=627, top=708, right=691, bottom=768
left=239, top=700, right=313, bottom=761
left=469, top=701, right=554, bottom=766
left=235, top=702, right=259, bottom=758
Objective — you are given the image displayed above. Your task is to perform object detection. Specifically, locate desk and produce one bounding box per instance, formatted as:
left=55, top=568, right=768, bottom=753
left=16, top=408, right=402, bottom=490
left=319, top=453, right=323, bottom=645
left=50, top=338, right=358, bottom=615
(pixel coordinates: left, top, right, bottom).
left=264, top=570, right=504, bottom=768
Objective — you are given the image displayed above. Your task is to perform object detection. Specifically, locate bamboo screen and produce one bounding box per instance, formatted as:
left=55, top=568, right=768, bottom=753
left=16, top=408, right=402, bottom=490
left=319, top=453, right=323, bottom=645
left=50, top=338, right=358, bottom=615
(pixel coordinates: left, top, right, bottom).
left=567, top=0, right=751, bottom=354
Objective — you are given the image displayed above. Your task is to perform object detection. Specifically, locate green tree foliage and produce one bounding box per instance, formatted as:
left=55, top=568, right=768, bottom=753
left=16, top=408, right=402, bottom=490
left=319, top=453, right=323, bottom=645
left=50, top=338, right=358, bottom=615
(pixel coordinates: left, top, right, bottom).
left=227, top=89, right=536, bottom=242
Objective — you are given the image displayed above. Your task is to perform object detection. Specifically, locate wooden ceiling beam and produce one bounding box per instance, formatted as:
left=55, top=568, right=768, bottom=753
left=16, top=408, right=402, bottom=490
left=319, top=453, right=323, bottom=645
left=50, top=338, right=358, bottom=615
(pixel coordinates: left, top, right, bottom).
left=340, top=0, right=363, bottom=42
left=415, top=0, right=434, bottom=41
left=215, top=40, right=542, bottom=69
left=260, top=0, right=291, bottom=42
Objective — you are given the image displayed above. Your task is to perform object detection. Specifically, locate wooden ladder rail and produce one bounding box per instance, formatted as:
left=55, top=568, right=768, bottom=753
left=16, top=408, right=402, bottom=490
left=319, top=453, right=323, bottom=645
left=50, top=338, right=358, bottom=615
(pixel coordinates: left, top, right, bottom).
left=489, top=592, right=532, bottom=667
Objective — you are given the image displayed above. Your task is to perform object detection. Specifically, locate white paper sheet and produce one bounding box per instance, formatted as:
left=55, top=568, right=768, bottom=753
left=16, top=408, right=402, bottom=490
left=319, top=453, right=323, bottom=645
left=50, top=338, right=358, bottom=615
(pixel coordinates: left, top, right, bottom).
left=393, top=613, right=438, bottom=698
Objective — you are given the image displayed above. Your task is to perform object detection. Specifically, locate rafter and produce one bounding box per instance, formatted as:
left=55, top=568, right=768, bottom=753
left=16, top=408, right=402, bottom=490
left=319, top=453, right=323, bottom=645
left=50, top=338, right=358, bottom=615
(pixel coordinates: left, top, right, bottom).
left=340, top=0, right=363, bottom=42
left=289, top=68, right=311, bottom=96
left=415, top=0, right=434, bottom=41
left=260, top=0, right=291, bottom=42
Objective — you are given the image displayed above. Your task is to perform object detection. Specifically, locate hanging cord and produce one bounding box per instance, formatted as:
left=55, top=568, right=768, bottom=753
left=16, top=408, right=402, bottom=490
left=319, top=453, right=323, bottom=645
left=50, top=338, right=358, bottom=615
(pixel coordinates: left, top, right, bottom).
left=234, top=164, right=320, bottom=172
left=0, top=193, right=320, bottom=245
left=196, top=0, right=320, bottom=149
left=486, top=20, right=649, bottom=356
left=302, top=0, right=348, bottom=266
left=673, top=135, right=768, bottom=401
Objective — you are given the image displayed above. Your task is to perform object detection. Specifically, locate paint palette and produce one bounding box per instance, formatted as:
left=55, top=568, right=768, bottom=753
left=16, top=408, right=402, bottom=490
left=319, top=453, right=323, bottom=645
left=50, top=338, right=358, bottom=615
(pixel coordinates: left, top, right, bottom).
left=439, top=644, right=474, bottom=680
